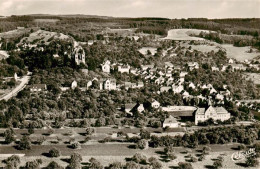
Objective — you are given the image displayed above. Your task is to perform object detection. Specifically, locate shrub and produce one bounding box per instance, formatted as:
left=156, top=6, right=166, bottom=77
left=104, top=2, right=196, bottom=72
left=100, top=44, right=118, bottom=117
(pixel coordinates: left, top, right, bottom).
left=45, top=161, right=63, bottom=169
left=178, top=162, right=193, bottom=169
left=70, top=141, right=81, bottom=149
left=4, top=128, right=15, bottom=144
left=132, top=153, right=147, bottom=164
left=4, top=155, right=20, bottom=169
left=137, top=139, right=148, bottom=150
left=49, top=148, right=61, bottom=157
left=18, top=135, right=31, bottom=150
left=89, top=157, right=103, bottom=169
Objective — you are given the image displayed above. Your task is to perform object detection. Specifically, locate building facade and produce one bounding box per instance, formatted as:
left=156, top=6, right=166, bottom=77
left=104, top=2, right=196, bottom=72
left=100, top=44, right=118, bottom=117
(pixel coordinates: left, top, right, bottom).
left=73, top=46, right=85, bottom=65
left=195, top=106, right=231, bottom=125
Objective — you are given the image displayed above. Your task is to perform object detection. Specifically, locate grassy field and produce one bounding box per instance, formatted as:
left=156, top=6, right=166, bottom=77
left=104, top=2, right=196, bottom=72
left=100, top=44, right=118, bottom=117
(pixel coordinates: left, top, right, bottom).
left=220, top=44, right=260, bottom=62
left=243, top=73, right=260, bottom=85
left=34, top=19, right=60, bottom=23
left=138, top=47, right=157, bottom=55
left=161, top=29, right=212, bottom=41
left=181, top=41, right=260, bottom=62
left=19, top=30, right=70, bottom=45
left=0, top=142, right=257, bottom=168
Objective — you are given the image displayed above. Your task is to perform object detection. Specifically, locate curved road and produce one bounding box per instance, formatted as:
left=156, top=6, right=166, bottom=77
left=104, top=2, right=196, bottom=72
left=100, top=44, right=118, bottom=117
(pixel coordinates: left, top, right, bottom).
left=0, top=75, right=30, bottom=101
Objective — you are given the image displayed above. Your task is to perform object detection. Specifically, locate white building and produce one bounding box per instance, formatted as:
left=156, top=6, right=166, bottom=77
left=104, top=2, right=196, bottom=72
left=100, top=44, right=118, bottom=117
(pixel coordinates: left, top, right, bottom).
left=187, top=62, right=199, bottom=70
left=172, top=84, right=184, bottom=93
left=137, top=104, right=145, bottom=113
left=180, top=71, right=188, bottom=77
left=30, top=84, right=47, bottom=92
left=151, top=99, right=160, bottom=109
left=188, top=82, right=196, bottom=89
left=71, top=80, right=77, bottom=89
left=100, top=78, right=116, bottom=90
left=212, top=66, right=219, bottom=71
left=163, top=115, right=179, bottom=128
left=195, top=106, right=231, bottom=125
left=141, top=64, right=154, bottom=71
left=101, top=60, right=111, bottom=73
left=118, top=65, right=131, bottom=73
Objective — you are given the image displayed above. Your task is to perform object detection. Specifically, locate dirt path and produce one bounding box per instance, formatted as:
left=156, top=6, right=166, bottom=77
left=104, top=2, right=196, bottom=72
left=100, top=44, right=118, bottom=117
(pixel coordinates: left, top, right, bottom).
left=0, top=75, right=31, bottom=101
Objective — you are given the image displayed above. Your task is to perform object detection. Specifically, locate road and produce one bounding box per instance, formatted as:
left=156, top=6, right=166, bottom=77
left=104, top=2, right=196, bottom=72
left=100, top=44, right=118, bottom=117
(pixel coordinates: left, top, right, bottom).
left=0, top=75, right=30, bottom=101
left=238, top=100, right=260, bottom=103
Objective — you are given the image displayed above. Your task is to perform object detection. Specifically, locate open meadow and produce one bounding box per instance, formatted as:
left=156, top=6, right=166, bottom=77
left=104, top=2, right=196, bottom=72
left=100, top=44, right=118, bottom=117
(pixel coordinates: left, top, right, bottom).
left=161, top=29, right=213, bottom=41
left=0, top=141, right=257, bottom=169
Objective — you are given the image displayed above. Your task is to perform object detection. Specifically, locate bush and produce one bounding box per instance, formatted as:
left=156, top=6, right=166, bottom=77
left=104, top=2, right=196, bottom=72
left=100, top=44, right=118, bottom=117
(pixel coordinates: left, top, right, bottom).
left=132, top=153, right=147, bottom=164
left=190, top=156, right=198, bottom=162
left=49, top=148, right=61, bottom=157
left=137, top=139, right=148, bottom=150
left=125, top=161, right=139, bottom=169
left=89, top=158, right=103, bottom=169
left=67, top=153, right=82, bottom=169
left=85, top=127, right=95, bottom=135
left=107, top=162, right=123, bottom=169
left=45, top=161, right=64, bottom=169
left=35, top=136, right=46, bottom=145
left=178, top=162, right=193, bottom=169
left=4, top=128, right=15, bottom=144
left=18, top=135, right=31, bottom=150
left=237, top=144, right=246, bottom=150
left=24, top=159, right=42, bottom=169
left=245, top=156, right=259, bottom=167
left=70, top=141, right=81, bottom=149
left=4, top=155, right=20, bottom=169
left=213, top=160, right=223, bottom=169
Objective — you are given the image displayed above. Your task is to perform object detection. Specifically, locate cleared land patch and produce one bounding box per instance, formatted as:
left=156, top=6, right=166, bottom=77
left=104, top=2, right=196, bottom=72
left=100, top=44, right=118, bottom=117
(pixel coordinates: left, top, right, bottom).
left=138, top=47, right=157, bottom=55
left=161, top=29, right=213, bottom=41
left=243, top=73, right=260, bottom=85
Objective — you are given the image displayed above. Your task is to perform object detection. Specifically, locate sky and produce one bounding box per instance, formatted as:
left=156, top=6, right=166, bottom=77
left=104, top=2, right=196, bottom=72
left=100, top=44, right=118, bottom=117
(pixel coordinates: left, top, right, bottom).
left=0, top=0, right=260, bottom=19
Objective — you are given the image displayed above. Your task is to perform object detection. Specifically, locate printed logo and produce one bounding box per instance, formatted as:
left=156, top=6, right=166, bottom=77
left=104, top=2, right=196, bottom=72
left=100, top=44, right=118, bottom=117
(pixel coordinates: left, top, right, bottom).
left=231, top=148, right=256, bottom=162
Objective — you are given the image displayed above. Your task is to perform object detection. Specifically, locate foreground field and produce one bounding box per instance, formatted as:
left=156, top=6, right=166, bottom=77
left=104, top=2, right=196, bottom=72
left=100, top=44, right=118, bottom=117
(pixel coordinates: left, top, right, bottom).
left=0, top=143, right=258, bottom=169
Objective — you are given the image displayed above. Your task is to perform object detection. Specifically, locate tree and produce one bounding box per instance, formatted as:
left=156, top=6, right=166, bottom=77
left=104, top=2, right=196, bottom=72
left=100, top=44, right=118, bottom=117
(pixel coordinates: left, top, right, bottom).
left=4, top=128, right=15, bottom=144
left=132, top=153, right=147, bottom=164
left=213, top=160, right=222, bottom=169
left=70, top=141, right=81, bottom=149
left=4, top=155, right=20, bottom=169
left=45, top=161, right=64, bottom=169
left=67, top=153, right=82, bottom=169
left=49, top=148, right=61, bottom=157
left=137, top=139, right=148, bottom=149
left=85, top=127, right=95, bottom=135
left=245, top=156, right=259, bottom=167
left=24, top=159, right=42, bottom=169
left=178, top=162, right=193, bottom=169
left=190, top=156, right=198, bottom=163
left=140, top=128, right=150, bottom=139
left=107, top=162, right=123, bottom=169
left=125, top=161, right=139, bottom=169
left=18, top=135, right=31, bottom=150
left=148, top=157, right=162, bottom=169
left=27, top=125, right=34, bottom=135
left=89, top=157, right=103, bottom=169
left=164, top=145, right=176, bottom=160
